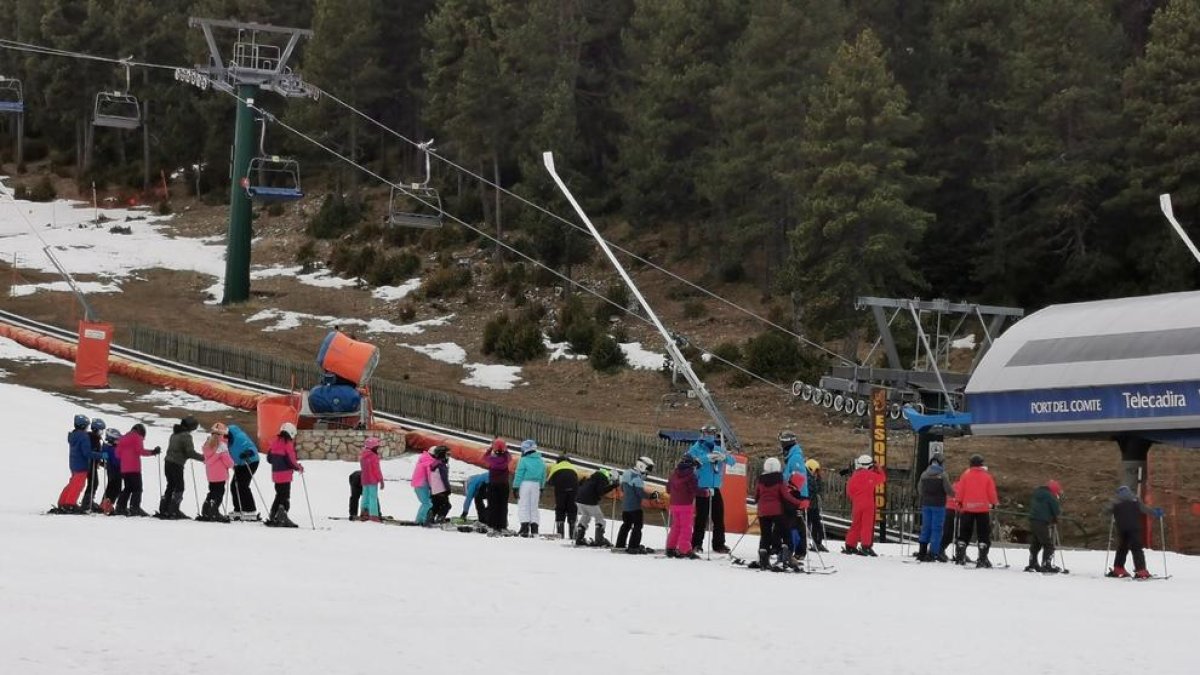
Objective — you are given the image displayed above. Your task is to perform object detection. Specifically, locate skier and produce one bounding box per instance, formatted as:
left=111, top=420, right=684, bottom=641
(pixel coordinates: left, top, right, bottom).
left=917, top=460, right=954, bottom=562
left=753, top=456, right=806, bottom=571
left=199, top=423, right=234, bottom=523
left=615, top=456, right=660, bottom=554
left=779, top=430, right=810, bottom=559
left=688, top=424, right=736, bottom=555
left=159, top=416, right=202, bottom=519
left=265, top=422, right=303, bottom=527
left=665, top=455, right=700, bottom=559
left=227, top=424, right=260, bottom=521
left=99, top=427, right=122, bottom=514
left=483, top=438, right=511, bottom=532
left=81, top=417, right=107, bottom=512
left=1104, top=485, right=1164, bottom=579
left=805, top=458, right=828, bottom=552
left=1026, top=480, right=1063, bottom=573
left=844, top=454, right=886, bottom=556
left=429, top=445, right=452, bottom=524
left=940, top=474, right=963, bottom=562
left=359, top=437, right=384, bottom=523
left=114, top=424, right=161, bottom=517
left=348, top=470, right=363, bottom=520
left=513, top=439, right=546, bottom=537
left=459, top=472, right=489, bottom=522
left=55, top=414, right=102, bottom=514
left=410, top=445, right=438, bottom=524
left=574, top=468, right=618, bottom=546
left=547, top=454, right=580, bottom=538
left=954, top=454, right=999, bottom=568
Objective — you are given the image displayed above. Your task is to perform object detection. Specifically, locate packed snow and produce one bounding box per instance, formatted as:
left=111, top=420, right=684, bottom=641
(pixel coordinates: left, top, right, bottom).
left=951, top=334, right=978, bottom=350
left=9, top=280, right=123, bottom=298
left=1, top=377, right=1198, bottom=674
left=460, top=363, right=524, bottom=390
left=0, top=335, right=73, bottom=367
left=620, top=341, right=665, bottom=370
left=136, top=389, right=235, bottom=412
left=246, top=308, right=454, bottom=335
left=400, top=342, right=467, bottom=365
left=372, top=278, right=422, bottom=302
left=545, top=336, right=587, bottom=362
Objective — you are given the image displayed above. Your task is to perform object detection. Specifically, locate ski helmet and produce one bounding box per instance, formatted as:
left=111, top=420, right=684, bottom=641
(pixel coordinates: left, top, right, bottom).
left=700, top=423, right=718, bottom=435
left=104, top=428, right=122, bottom=444
left=635, top=456, right=655, bottom=474
left=520, top=439, right=538, bottom=455
left=130, top=423, right=147, bottom=437
left=805, top=458, right=820, bottom=472
left=432, top=445, right=450, bottom=460
left=855, top=454, right=874, bottom=469
left=364, top=437, right=382, bottom=452
left=489, top=438, right=507, bottom=454
left=180, top=416, right=199, bottom=432
left=778, top=430, right=797, bottom=445
left=1047, top=480, right=1063, bottom=497
left=969, top=453, right=985, bottom=467
left=73, top=414, right=90, bottom=429
left=763, top=457, right=782, bottom=473
left=90, top=418, right=106, bottom=432
left=279, top=422, right=297, bottom=439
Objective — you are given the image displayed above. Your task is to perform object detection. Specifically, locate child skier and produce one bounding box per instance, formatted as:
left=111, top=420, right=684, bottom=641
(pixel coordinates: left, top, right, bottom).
left=513, top=439, right=546, bottom=537
left=114, top=424, right=161, bottom=517
left=547, top=454, right=580, bottom=538
left=754, top=456, right=806, bottom=570
left=954, top=454, right=999, bottom=568
left=805, top=458, right=827, bottom=552
left=1104, top=485, right=1164, bottom=579
left=1026, top=480, right=1063, bottom=573
left=574, top=468, right=618, bottom=546
left=429, top=445, right=452, bottom=524
left=199, top=423, right=234, bottom=523
left=81, top=417, right=107, bottom=512
left=665, top=455, right=700, bottom=558
left=55, top=414, right=102, bottom=514
left=844, top=454, right=886, bottom=556
left=917, top=460, right=954, bottom=562
left=359, top=437, right=384, bottom=523
left=227, top=424, right=260, bottom=521
left=615, top=457, right=660, bottom=554
left=779, top=430, right=810, bottom=559
left=266, top=422, right=303, bottom=528
left=99, top=427, right=122, bottom=514
left=460, top=472, right=489, bottom=522
left=348, top=470, right=363, bottom=520
left=411, top=445, right=438, bottom=524
left=159, top=416, right=202, bottom=519
left=483, top=438, right=510, bottom=532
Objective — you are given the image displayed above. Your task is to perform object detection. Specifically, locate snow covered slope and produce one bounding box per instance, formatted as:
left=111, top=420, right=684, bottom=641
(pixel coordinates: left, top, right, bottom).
left=0, top=379, right=1197, bottom=675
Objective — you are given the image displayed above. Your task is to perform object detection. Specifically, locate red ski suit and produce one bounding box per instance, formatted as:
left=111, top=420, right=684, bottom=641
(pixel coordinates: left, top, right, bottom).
left=845, top=466, right=886, bottom=549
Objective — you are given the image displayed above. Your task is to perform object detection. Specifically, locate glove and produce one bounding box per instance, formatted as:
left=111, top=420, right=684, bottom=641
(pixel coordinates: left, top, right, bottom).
left=239, top=451, right=254, bottom=461
left=152, top=447, right=162, bottom=455
left=649, top=491, right=660, bottom=500
left=704, top=488, right=714, bottom=497
left=798, top=499, right=811, bottom=510
left=297, top=465, right=305, bottom=473
left=707, top=451, right=724, bottom=463
left=512, top=489, right=519, bottom=499
left=1152, top=508, right=1165, bottom=519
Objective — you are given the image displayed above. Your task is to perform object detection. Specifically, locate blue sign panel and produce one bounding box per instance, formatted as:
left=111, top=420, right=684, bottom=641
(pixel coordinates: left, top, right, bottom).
left=969, top=380, right=1200, bottom=427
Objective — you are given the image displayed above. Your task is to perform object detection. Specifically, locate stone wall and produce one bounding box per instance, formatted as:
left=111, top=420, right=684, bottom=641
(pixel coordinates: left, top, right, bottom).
left=295, top=429, right=406, bottom=461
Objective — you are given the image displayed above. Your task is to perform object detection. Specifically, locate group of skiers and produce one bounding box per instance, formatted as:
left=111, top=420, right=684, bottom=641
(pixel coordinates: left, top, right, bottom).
left=54, top=413, right=1169, bottom=578
left=52, top=414, right=305, bottom=528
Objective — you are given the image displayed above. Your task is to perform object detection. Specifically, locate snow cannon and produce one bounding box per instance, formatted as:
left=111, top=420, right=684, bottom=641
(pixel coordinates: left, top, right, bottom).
left=316, top=331, right=380, bottom=387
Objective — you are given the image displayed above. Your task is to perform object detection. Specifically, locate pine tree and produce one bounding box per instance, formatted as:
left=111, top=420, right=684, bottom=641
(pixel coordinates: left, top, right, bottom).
left=1120, top=0, right=1200, bottom=292
left=785, top=29, right=935, bottom=342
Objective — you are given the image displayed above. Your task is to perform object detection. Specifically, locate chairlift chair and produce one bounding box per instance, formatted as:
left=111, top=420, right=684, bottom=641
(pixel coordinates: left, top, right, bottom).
left=242, top=115, right=303, bottom=202
left=93, top=61, right=140, bottom=129
left=387, top=140, right=443, bottom=229
left=0, top=77, right=24, bottom=114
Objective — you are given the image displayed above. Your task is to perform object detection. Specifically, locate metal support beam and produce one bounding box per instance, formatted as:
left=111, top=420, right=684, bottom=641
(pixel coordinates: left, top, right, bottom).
left=857, top=296, right=1024, bottom=317
left=222, top=84, right=256, bottom=304
left=872, top=305, right=903, bottom=370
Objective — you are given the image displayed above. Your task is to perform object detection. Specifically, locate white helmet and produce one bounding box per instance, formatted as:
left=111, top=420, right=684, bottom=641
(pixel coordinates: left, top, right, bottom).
left=635, top=456, right=655, bottom=474
left=855, top=454, right=874, bottom=469
left=279, top=422, right=298, bottom=438
left=763, top=457, right=781, bottom=473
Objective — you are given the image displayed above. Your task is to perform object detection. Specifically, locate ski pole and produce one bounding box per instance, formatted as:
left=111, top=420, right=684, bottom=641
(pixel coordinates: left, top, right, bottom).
left=1159, top=516, right=1169, bottom=579
left=1051, top=524, right=1069, bottom=573
left=706, top=491, right=714, bottom=561
left=994, top=509, right=1009, bottom=567
left=729, top=514, right=759, bottom=558
left=1103, top=517, right=1114, bottom=576
left=155, top=454, right=163, bottom=499
left=300, top=471, right=316, bottom=530
left=189, top=462, right=201, bottom=516
left=250, top=468, right=268, bottom=517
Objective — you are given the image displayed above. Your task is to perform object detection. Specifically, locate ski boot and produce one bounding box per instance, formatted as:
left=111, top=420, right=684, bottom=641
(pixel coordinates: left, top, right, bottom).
left=88, top=502, right=103, bottom=513
left=128, top=506, right=150, bottom=517
left=815, top=543, right=829, bottom=553
left=757, top=549, right=771, bottom=570
left=779, top=548, right=804, bottom=573
left=916, top=543, right=930, bottom=562
left=680, top=550, right=700, bottom=560
left=1025, top=555, right=1041, bottom=573
left=530, top=523, right=539, bottom=537
left=359, top=510, right=370, bottom=521
left=112, top=505, right=129, bottom=517
left=861, top=546, right=878, bottom=557
left=665, top=548, right=679, bottom=559
left=954, top=543, right=968, bottom=565
left=1134, top=568, right=1151, bottom=580
left=573, top=524, right=588, bottom=546
left=592, top=524, right=611, bottom=547
left=517, top=524, right=530, bottom=538
left=841, top=545, right=860, bottom=555
left=712, top=545, right=731, bottom=555
left=1106, top=566, right=1130, bottom=578
left=555, top=522, right=565, bottom=539
left=100, top=498, right=114, bottom=515
left=976, top=552, right=993, bottom=569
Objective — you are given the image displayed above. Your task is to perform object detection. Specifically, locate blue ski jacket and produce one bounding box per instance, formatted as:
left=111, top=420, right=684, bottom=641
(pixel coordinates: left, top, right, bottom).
left=464, top=473, right=489, bottom=505
left=686, top=439, right=735, bottom=490
left=782, top=444, right=809, bottom=498
left=621, top=469, right=654, bottom=511
left=101, top=441, right=120, bottom=472
left=68, top=429, right=101, bottom=472
left=228, top=425, right=259, bottom=466
left=513, top=451, right=546, bottom=487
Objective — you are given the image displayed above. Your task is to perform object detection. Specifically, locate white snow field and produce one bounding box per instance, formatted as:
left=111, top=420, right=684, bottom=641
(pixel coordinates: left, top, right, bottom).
left=1, top=378, right=1198, bottom=675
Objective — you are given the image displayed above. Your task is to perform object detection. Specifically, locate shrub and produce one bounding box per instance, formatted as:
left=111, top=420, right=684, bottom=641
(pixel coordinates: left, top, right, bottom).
left=706, top=341, right=743, bottom=373
left=366, top=251, right=420, bottom=287
left=329, top=242, right=377, bottom=279
left=719, top=260, right=746, bottom=283
left=743, top=329, right=813, bottom=382
left=307, top=193, right=364, bottom=239
left=682, top=299, right=706, bottom=319
left=295, top=239, right=318, bottom=270
left=27, top=175, right=57, bottom=202
left=482, top=312, right=546, bottom=363
left=266, top=202, right=285, bottom=217
left=566, top=320, right=598, bottom=355
left=423, top=266, right=472, bottom=298
left=156, top=201, right=173, bottom=216
left=595, top=282, right=630, bottom=323
left=398, top=304, right=416, bottom=322
left=590, top=334, right=627, bottom=373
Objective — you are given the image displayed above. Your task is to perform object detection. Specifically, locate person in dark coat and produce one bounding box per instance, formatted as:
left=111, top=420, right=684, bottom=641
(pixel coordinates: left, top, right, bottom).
left=81, top=418, right=107, bottom=512
left=159, top=416, right=201, bottom=519
left=348, top=470, right=363, bottom=519
left=1027, top=480, right=1063, bottom=573
left=574, top=468, right=618, bottom=546
left=754, top=457, right=805, bottom=570
left=547, top=455, right=580, bottom=538
left=483, top=438, right=511, bottom=532
left=1104, top=485, right=1164, bottom=579
left=917, top=461, right=955, bottom=562
left=805, top=458, right=827, bottom=552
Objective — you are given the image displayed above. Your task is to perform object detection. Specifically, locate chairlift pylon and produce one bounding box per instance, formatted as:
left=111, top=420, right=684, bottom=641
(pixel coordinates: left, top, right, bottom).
left=387, top=140, right=443, bottom=229
left=242, top=115, right=303, bottom=202
left=93, top=60, right=140, bottom=129
left=0, top=76, right=24, bottom=114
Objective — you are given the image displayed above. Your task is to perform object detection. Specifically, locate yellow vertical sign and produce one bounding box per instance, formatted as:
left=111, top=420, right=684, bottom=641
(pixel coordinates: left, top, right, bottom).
left=870, top=389, right=888, bottom=523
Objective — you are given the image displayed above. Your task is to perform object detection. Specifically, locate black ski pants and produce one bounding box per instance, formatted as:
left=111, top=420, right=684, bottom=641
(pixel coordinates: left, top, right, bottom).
left=940, top=510, right=960, bottom=554
left=807, top=499, right=825, bottom=547
left=1029, top=520, right=1055, bottom=564
left=486, top=482, right=509, bottom=531
left=1114, top=529, right=1147, bottom=571
left=231, top=462, right=258, bottom=513
left=163, top=461, right=186, bottom=510
left=431, top=493, right=451, bottom=522
left=758, top=515, right=784, bottom=554
left=472, top=488, right=487, bottom=520
left=271, top=482, right=292, bottom=517
left=204, top=481, right=226, bottom=512
left=957, top=512, right=992, bottom=561
left=82, top=461, right=100, bottom=506
left=102, top=463, right=122, bottom=503
left=554, top=489, right=578, bottom=526
left=116, top=473, right=143, bottom=511
left=692, top=489, right=727, bottom=550
left=616, top=509, right=644, bottom=550
left=349, top=470, right=363, bottom=517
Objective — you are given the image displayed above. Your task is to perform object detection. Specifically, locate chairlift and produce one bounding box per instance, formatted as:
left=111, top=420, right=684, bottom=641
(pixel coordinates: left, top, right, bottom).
left=93, top=60, right=140, bottom=129
left=0, top=76, right=24, bottom=114
left=242, top=116, right=303, bottom=201
left=387, top=140, right=443, bottom=229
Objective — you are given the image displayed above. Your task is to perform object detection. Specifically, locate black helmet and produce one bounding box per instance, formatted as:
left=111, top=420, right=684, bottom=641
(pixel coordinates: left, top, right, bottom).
left=180, top=416, right=199, bottom=432
left=969, top=454, right=985, bottom=467
left=432, top=445, right=450, bottom=459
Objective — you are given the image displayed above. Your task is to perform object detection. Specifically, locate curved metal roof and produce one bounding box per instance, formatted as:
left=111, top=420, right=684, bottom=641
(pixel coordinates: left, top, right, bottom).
left=966, top=291, right=1200, bottom=440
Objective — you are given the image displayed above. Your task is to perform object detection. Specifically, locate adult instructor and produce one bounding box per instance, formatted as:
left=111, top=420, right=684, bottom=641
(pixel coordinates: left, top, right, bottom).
left=688, top=423, right=736, bottom=554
